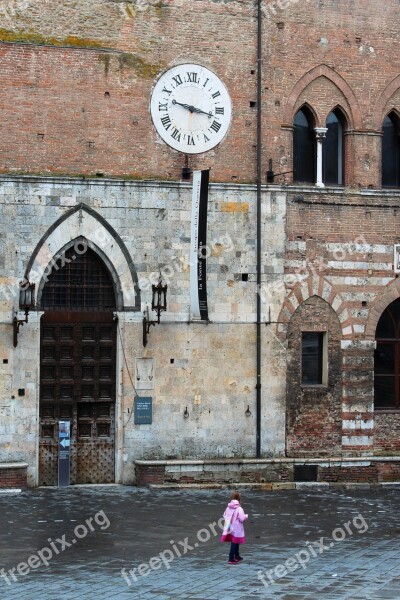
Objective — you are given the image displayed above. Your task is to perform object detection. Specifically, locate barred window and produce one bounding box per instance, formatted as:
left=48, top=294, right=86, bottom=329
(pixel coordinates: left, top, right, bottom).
left=41, top=246, right=116, bottom=310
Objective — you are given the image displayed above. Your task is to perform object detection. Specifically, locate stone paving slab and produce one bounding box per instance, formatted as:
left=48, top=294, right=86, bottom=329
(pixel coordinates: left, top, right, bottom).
left=0, top=486, right=399, bottom=599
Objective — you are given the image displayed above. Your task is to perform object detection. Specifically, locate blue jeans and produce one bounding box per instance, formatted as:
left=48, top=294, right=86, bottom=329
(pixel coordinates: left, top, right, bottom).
left=229, top=542, right=240, bottom=561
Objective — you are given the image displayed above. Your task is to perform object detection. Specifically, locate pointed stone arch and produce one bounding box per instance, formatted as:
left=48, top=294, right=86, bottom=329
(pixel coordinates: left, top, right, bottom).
left=282, top=64, right=363, bottom=130
left=276, top=276, right=353, bottom=339
left=365, top=279, right=400, bottom=340
left=25, top=203, right=140, bottom=311
left=327, top=104, right=350, bottom=128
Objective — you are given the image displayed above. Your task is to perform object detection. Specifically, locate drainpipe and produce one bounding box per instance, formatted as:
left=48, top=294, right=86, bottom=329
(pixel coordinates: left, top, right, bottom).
left=256, top=0, right=262, bottom=458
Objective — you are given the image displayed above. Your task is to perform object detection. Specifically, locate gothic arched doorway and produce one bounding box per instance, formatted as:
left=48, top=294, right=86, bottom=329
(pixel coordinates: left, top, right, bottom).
left=39, top=244, right=117, bottom=485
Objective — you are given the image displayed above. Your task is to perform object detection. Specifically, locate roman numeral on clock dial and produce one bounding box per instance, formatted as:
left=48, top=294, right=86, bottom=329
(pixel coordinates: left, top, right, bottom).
left=171, top=128, right=181, bottom=141
left=187, top=72, right=199, bottom=83
left=161, top=114, right=171, bottom=130
left=172, top=74, right=183, bottom=86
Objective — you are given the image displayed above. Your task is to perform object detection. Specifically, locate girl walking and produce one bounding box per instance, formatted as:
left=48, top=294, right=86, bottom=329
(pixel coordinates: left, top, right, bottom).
left=220, top=491, right=248, bottom=564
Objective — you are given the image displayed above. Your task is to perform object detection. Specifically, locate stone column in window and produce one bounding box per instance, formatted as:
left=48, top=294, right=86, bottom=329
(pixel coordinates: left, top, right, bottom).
left=314, top=127, right=328, bottom=187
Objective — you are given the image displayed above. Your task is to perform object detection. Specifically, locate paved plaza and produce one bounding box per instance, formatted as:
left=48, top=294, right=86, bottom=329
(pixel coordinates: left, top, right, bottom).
left=0, top=485, right=399, bottom=599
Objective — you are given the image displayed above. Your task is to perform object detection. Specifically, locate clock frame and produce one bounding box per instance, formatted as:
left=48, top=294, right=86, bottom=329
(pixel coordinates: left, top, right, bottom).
left=150, top=63, right=232, bottom=154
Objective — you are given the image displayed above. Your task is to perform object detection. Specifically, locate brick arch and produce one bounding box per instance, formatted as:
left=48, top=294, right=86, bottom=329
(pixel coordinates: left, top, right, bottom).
left=294, top=102, right=319, bottom=128
left=277, top=276, right=352, bottom=338
left=365, top=279, right=400, bottom=339
left=324, top=104, right=351, bottom=128
left=285, top=293, right=343, bottom=456
left=383, top=107, right=400, bottom=122
left=282, top=65, right=363, bottom=130
left=372, top=75, right=400, bottom=130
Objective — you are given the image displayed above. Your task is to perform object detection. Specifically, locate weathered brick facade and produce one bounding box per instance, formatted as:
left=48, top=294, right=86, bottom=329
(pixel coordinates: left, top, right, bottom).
left=286, top=295, right=343, bottom=456
left=1, top=0, right=400, bottom=485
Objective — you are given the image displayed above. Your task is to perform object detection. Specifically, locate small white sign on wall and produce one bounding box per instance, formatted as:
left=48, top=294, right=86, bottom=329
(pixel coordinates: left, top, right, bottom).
left=394, top=245, right=400, bottom=273
left=135, top=358, right=155, bottom=390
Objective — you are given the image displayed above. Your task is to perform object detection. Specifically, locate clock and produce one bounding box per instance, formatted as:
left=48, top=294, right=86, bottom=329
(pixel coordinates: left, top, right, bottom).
left=150, top=63, right=232, bottom=154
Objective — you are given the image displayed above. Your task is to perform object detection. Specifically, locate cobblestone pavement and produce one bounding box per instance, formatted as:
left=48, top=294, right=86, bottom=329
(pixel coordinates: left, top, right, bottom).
left=0, top=485, right=399, bottom=599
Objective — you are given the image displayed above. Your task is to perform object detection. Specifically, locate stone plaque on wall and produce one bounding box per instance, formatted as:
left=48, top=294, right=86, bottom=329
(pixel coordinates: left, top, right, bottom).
left=135, top=358, right=154, bottom=390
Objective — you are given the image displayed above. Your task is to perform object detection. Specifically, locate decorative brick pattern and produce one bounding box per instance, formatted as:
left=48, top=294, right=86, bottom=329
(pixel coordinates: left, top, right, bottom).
left=286, top=296, right=343, bottom=456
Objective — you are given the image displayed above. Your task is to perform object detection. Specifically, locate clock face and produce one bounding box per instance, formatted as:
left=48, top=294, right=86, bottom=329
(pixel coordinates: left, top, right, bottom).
left=150, top=64, right=232, bottom=154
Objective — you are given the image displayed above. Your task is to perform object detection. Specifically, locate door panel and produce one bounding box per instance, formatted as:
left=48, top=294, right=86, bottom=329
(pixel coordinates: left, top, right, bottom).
left=39, top=312, right=116, bottom=485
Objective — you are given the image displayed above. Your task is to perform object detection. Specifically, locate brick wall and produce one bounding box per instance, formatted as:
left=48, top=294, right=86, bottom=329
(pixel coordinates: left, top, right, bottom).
left=265, top=0, right=400, bottom=189
left=286, top=295, right=343, bottom=456
left=375, top=414, right=400, bottom=454
left=0, top=0, right=258, bottom=182
left=319, top=465, right=378, bottom=484
left=135, top=464, right=165, bottom=486
left=376, top=462, right=400, bottom=482
left=0, top=466, right=27, bottom=488
left=281, top=190, right=400, bottom=455
left=1, top=1, right=400, bottom=187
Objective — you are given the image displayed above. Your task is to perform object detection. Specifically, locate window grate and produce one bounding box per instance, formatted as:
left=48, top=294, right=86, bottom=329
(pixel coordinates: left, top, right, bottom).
left=41, top=247, right=116, bottom=310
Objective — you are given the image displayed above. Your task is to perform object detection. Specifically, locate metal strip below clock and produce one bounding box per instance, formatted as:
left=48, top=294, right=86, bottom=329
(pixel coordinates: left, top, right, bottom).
left=150, top=63, right=232, bottom=154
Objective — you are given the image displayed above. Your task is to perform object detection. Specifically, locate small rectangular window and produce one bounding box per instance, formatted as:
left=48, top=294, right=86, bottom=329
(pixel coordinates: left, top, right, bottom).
left=301, top=332, right=327, bottom=385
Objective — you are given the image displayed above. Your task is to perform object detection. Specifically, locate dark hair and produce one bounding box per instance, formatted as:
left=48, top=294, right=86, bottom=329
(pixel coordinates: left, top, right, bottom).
left=230, top=491, right=241, bottom=501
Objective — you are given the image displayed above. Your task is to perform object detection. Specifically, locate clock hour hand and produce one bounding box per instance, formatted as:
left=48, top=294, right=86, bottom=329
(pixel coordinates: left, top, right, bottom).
left=172, top=100, right=212, bottom=118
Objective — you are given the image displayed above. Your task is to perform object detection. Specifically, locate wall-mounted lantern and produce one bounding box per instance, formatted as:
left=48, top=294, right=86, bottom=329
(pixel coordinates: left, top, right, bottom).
left=143, top=275, right=168, bottom=347
left=13, top=282, right=35, bottom=347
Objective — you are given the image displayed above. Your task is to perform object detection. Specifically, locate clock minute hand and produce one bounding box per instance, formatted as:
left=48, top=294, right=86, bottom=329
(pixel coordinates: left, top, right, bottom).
left=191, top=106, right=213, bottom=118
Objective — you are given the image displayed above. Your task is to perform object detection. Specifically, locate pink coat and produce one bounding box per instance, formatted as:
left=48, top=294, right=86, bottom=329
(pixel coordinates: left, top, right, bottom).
left=220, top=499, right=248, bottom=544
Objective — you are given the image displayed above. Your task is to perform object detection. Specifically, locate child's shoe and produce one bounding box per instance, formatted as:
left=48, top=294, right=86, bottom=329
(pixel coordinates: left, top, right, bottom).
left=235, top=556, right=244, bottom=562
left=227, top=560, right=239, bottom=564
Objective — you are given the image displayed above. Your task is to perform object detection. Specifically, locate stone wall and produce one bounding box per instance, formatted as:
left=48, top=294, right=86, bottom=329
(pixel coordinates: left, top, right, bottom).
left=0, top=177, right=286, bottom=485
left=1, top=0, right=400, bottom=485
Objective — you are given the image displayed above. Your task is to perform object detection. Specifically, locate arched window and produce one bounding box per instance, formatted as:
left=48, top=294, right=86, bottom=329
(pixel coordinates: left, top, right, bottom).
left=323, top=109, right=345, bottom=185
left=293, top=106, right=315, bottom=184
left=382, top=112, right=400, bottom=187
left=374, top=298, right=400, bottom=409
left=40, top=246, right=116, bottom=310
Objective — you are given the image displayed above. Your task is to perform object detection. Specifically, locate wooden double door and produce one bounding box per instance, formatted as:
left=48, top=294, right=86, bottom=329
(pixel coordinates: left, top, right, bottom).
left=39, top=311, right=117, bottom=485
